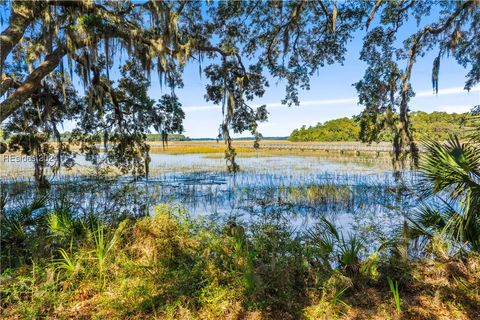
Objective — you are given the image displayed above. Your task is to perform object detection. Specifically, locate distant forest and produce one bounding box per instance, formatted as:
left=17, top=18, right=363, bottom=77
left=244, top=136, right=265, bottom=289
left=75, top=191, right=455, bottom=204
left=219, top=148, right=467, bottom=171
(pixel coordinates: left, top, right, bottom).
left=49, top=132, right=191, bottom=142
left=145, top=133, right=190, bottom=141
left=289, top=111, right=471, bottom=142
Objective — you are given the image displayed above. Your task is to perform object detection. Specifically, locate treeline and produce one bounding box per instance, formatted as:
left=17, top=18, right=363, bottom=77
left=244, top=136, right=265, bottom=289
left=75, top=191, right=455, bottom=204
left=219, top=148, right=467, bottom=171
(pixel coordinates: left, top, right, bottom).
left=56, top=132, right=191, bottom=142
left=289, top=111, right=470, bottom=142
left=145, top=133, right=190, bottom=141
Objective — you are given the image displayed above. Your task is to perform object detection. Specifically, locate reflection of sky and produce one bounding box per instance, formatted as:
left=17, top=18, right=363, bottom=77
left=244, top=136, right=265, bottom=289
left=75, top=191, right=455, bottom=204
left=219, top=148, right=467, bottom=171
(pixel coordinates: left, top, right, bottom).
left=1, top=152, right=390, bottom=179
left=1, top=153, right=409, bottom=234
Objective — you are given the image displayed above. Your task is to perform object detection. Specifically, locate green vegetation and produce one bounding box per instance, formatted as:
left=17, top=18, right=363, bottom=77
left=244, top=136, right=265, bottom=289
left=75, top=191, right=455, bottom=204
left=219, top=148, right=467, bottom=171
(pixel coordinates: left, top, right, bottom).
left=289, top=112, right=470, bottom=142
left=1, top=2, right=480, bottom=319
left=2, top=1, right=478, bottom=174
left=2, top=132, right=480, bottom=319
left=0, top=205, right=480, bottom=319
left=290, top=118, right=360, bottom=142
left=387, top=277, right=401, bottom=314
left=2, top=203, right=480, bottom=319
left=146, top=133, right=191, bottom=141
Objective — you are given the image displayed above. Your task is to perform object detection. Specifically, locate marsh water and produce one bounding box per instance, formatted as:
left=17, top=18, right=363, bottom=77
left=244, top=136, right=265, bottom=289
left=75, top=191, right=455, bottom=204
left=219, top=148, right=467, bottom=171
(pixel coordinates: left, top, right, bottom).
left=1, top=153, right=417, bottom=236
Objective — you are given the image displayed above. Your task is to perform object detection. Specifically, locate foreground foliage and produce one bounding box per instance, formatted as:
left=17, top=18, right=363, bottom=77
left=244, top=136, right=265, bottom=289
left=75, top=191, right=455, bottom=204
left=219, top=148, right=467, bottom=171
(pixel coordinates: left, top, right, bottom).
left=1, top=202, right=479, bottom=319
left=2, top=134, right=480, bottom=319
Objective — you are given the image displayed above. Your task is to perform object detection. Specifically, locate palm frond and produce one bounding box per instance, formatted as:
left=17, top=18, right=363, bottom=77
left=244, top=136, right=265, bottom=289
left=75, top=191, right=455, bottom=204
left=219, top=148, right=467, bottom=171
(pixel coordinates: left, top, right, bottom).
left=420, top=135, right=480, bottom=200
left=306, top=216, right=339, bottom=258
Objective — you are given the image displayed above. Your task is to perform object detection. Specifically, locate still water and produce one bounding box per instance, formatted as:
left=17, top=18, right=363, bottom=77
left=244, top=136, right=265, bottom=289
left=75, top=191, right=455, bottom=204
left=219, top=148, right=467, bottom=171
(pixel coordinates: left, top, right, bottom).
left=1, top=153, right=416, bottom=235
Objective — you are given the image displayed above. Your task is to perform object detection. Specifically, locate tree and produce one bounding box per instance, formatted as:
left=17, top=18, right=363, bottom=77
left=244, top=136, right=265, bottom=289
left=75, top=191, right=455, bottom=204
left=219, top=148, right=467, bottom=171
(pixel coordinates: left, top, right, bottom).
left=1, top=1, right=478, bottom=176
left=355, top=0, right=479, bottom=176
left=70, top=61, right=185, bottom=179
left=0, top=1, right=362, bottom=173
left=156, top=94, right=185, bottom=148
left=289, top=118, right=360, bottom=142
left=3, top=73, right=81, bottom=188
left=288, top=112, right=470, bottom=142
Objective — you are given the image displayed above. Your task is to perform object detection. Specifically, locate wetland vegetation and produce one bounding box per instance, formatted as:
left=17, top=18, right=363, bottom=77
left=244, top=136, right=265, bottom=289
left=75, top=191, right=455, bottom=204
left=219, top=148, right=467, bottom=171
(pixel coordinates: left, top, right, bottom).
left=2, top=136, right=480, bottom=319
left=289, top=111, right=472, bottom=142
left=1, top=1, right=480, bottom=319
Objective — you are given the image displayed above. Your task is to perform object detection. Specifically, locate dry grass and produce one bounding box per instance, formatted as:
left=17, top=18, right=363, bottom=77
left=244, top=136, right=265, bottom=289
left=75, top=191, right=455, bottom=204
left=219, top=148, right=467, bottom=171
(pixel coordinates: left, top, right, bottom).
left=341, top=256, right=480, bottom=320
left=1, top=203, right=479, bottom=320
left=150, top=140, right=392, bottom=159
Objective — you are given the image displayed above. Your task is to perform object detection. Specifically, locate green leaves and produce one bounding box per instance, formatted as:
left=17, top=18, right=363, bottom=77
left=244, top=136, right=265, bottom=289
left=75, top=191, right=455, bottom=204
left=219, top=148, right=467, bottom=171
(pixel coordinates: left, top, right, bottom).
left=306, top=216, right=364, bottom=273
left=420, top=136, right=480, bottom=198
left=48, top=210, right=75, bottom=241
left=412, top=135, right=480, bottom=251
left=53, top=248, right=81, bottom=279
left=387, top=276, right=401, bottom=314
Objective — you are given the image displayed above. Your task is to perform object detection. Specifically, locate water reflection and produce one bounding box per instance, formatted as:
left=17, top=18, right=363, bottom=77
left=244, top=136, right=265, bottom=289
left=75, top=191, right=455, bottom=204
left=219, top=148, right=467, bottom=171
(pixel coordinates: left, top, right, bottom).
left=2, top=153, right=415, bottom=235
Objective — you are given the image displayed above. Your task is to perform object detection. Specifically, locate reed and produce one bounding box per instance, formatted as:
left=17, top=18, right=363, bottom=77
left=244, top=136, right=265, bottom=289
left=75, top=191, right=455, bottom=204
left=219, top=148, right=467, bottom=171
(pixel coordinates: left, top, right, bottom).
left=387, top=276, right=401, bottom=314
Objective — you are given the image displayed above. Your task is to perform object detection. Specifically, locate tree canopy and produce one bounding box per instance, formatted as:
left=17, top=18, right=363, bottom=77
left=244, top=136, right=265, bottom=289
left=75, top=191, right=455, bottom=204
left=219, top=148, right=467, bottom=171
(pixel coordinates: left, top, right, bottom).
left=289, top=111, right=472, bottom=142
left=290, top=117, right=361, bottom=142
left=1, top=0, right=479, bottom=180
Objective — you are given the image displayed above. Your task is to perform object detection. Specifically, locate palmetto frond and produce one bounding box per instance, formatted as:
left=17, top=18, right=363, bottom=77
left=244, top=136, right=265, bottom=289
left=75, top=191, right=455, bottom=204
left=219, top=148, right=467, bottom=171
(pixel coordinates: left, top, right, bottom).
left=420, top=136, right=480, bottom=199
left=466, top=105, right=480, bottom=143
left=416, top=135, right=480, bottom=250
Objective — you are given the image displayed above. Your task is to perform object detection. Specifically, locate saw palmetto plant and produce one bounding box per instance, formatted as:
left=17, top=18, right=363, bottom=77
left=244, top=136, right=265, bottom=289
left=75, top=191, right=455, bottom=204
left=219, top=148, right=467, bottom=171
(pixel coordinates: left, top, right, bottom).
left=411, top=125, right=480, bottom=251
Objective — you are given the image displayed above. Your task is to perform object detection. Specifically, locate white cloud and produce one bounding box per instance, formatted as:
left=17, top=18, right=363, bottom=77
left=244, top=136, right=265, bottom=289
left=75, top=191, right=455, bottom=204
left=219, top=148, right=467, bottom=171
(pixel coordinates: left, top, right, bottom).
left=182, top=85, right=479, bottom=112
left=183, top=105, right=219, bottom=111
left=416, top=86, right=480, bottom=97
left=264, top=97, right=357, bottom=109
left=437, top=104, right=475, bottom=113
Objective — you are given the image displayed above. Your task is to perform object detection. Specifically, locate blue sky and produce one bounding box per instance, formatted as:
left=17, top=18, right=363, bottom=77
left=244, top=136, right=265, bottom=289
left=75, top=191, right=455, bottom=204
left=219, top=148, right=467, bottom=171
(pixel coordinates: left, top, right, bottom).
left=145, top=40, right=479, bottom=138
left=57, top=6, right=479, bottom=138
left=140, top=12, right=479, bottom=138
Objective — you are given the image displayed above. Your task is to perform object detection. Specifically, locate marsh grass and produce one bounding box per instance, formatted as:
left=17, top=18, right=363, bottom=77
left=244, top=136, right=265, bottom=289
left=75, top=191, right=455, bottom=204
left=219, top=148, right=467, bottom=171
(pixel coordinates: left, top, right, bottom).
left=1, top=200, right=479, bottom=319
left=1, top=137, right=478, bottom=318
left=1, top=140, right=393, bottom=181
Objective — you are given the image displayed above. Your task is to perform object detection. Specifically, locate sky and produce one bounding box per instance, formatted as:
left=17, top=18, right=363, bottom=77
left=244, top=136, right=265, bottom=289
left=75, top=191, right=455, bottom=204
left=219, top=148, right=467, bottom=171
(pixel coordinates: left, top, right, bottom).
left=165, top=60, right=479, bottom=138
left=140, top=14, right=479, bottom=138
left=22, top=4, right=478, bottom=139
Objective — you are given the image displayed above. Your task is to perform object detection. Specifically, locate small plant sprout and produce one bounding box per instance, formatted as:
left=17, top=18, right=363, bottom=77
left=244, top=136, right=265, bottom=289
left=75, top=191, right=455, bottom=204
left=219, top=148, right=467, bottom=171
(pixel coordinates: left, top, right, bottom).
left=387, top=276, right=401, bottom=314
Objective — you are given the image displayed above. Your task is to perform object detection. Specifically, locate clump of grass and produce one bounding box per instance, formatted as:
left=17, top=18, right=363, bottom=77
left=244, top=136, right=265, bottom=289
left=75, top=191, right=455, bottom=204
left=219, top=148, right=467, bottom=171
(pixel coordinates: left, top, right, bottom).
left=2, top=201, right=480, bottom=319
left=387, top=276, right=401, bottom=314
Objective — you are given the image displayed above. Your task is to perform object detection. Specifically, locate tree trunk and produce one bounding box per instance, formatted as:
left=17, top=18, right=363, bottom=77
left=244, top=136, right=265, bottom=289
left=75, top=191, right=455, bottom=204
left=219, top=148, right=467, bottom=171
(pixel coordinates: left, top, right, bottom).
left=0, top=47, right=66, bottom=123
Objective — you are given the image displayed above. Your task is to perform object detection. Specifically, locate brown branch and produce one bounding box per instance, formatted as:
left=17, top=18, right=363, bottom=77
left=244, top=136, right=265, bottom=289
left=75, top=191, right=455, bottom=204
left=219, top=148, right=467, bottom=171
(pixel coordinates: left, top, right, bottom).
left=0, top=74, right=21, bottom=96
left=366, top=0, right=383, bottom=30
left=195, top=44, right=247, bottom=74
left=317, top=0, right=330, bottom=18
left=0, top=46, right=67, bottom=123
left=0, top=3, right=40, bottom=73
left=177, top=0, right=187, bottom=15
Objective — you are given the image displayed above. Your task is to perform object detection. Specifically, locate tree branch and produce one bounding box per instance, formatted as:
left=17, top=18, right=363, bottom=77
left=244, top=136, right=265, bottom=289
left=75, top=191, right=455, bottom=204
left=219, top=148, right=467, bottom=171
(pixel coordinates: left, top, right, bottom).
left=366, top=0, right=383, bottom=30
left=0, top=46, right=66, bottom=123
left=0, top=74, right=21, bottom=96
left=0, top=3, right=40, bottom=73
left=395, top=0, right=473, bottom=169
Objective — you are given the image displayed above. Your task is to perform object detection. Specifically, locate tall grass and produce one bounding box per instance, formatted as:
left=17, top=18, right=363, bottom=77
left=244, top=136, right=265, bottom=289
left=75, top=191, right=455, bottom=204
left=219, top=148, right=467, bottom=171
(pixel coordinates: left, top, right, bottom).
left=1, top=202, right=479, bottom=319
left=1, top=137, right=479, bottom=318
left=387, top=276, right=401, bottom=314
left=91, top=219, right=127, bottom=287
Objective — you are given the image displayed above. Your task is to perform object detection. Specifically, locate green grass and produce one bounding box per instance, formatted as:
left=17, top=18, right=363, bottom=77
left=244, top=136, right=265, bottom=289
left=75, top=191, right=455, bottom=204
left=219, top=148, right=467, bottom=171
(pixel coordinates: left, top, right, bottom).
left=1, top=202, right=479, bottom=319
left=387, top=276, right=401, bottom=314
